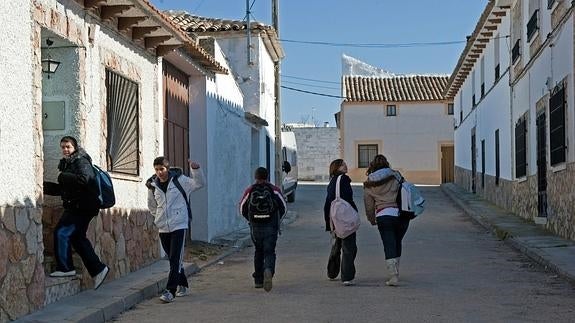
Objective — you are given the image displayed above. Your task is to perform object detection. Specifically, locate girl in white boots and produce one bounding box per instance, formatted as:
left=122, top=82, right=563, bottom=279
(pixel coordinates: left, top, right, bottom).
left=363, top=155, right=410, bottom=286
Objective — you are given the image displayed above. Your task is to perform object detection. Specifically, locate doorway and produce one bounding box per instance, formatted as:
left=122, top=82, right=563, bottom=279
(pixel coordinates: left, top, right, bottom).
left=441, top=145, right=454, bottom=183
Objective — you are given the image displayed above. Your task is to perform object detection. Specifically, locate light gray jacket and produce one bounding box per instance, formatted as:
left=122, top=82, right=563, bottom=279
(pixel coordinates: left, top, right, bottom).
left=147, top=168, right=205, bottom=233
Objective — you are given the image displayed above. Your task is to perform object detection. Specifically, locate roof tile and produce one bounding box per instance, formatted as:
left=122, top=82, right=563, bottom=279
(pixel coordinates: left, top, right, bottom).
left=343, top=75, right=449, bottom=102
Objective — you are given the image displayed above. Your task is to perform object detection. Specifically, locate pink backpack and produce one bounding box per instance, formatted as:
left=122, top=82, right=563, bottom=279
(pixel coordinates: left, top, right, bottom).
left=329, top=175, right=360, bottom=238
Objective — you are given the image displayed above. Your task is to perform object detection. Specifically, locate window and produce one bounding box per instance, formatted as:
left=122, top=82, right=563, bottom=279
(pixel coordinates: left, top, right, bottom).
left=447, top=103, right=454, bottom=115
left=527, top=9, right=539, bottom=42
left=480, top=57, right=485, bottom=97
left=512, top=40, right=521, bottom=64
left=481, top=139, right=485, bottom=188
left=495, top=129, right=500, bottom=185
left=386, top=105, right=397, bottom=116
left=515, top=116, right=527, bottom=178
left=549, top=85, right=566, bottom=166
left=472, top=94, right=476, bottom=107
left=494, top=33, right=501, bottom=80
left=547, top=0, right=556, bottom=9
left=358, top=144, right=378, bottom=168
left=105, top=69, right=139, bottom=176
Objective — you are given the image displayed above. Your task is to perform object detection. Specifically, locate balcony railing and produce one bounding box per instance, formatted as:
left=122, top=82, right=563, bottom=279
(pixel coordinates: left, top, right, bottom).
left=527, top=10, right=539, bottom=42
left=512, top=39, right=521, bottom=64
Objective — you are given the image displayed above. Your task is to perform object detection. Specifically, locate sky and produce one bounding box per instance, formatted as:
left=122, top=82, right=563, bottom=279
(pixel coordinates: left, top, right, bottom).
left=151, top=0, right=489, bottom=126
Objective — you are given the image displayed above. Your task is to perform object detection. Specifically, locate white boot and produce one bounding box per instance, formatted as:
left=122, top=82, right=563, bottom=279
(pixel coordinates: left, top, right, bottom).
left=385, top=258, right=399, bottom=286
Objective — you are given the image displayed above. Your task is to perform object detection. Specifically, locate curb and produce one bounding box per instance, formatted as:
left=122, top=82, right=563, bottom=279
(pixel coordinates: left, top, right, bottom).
left=16, top=241, right=250, bottom=323
left=441, top=183, right=575, bottom=285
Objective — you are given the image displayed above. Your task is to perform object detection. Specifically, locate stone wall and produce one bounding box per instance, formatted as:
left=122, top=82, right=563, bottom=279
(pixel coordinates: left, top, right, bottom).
left=546, top=162, right=575, bottom=240
left=0, top=206, right=45, bottom=322
left=454, top=164, right=575, bottom=241
left=42, top=207, right=159, bottom=289
left=292, top=127, right=340, bottom=181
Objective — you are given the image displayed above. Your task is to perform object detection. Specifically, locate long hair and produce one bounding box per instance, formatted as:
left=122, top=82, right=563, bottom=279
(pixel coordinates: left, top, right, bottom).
left=329, top=159, right=345, bottom=177
left=366, top=154, right=390, bottom=175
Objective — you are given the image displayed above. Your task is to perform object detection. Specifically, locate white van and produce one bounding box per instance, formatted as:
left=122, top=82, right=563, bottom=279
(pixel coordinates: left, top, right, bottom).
left=281, top=131, right=298, bottom=202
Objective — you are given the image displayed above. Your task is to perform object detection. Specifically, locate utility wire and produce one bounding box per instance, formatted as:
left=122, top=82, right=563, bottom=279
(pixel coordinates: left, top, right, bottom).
left=280, top=39, right=466, bottom=48
left=282, top=80, right=340, bottom=90
left=279, top=35, right=510, bottom=48
left=282, top=74, right=340, bottom=84
left=281, top=85, right=344, bottom=99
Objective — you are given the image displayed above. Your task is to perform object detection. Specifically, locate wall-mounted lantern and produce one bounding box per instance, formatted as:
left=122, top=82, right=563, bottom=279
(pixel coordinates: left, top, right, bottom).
left=41, top=38, right=60, bottom=78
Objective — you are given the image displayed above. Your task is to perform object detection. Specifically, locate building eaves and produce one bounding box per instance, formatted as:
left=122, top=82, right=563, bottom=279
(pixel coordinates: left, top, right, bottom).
left=166, top=11, right=285, bottom=62
left=67, top=0, right=227, bottom=74
left=443, top=0, right=512, bottom=99
left=343, top=75, right=449, bottom=103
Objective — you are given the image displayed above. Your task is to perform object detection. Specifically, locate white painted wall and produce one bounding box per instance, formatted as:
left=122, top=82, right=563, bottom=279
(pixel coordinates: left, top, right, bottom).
left=454, top=12, right=512, bottom=179
left=512, top=14, right=574, bottom=175
left=0, top=0, right=161, bottom=209
left=189, top=43, right=252, bottom=241
left=209, top=35, right=278, bottom=184
left=0, top=0, right=36, bottom=206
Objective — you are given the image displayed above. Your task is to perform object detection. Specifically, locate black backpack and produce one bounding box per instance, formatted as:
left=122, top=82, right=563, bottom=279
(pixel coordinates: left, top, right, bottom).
left=248, top=184, right=276, bottom=223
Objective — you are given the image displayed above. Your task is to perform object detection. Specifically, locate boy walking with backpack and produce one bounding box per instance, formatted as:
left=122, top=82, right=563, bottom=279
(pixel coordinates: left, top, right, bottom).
left=146, top=157, right=204, bottom=303
left=239, top=167, right=286, bottom=292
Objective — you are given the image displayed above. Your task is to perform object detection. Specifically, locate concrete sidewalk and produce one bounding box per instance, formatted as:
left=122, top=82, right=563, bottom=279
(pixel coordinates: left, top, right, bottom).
left=441, top=183, right=575, bottom=285
left=16, top=232, right=253, bottom=323
left=16, top=210, right=298, bottom=323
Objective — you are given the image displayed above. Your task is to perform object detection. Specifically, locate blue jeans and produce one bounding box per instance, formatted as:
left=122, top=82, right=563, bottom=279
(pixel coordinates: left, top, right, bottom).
left=327, top=232, right=357, bottom=281
left=376, top=216, right=410, bottom=259
left=54, top=208, right=106, bottom=276
left=250, top=224, right=278, bottom=284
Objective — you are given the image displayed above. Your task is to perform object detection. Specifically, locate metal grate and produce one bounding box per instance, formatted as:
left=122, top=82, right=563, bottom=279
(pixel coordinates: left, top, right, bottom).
left=512, top=40, right=521, bottom=64
left=515, top=117, right=527, bottom=178
left=549, top=85, right=566, bottom=166
left=527, top=10, right=539, bottom=42
left=105, top=69, right=140, bottom=176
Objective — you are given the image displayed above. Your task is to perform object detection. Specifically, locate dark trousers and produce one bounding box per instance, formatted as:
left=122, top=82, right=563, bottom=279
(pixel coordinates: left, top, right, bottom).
left=376, top=215, right=410, bottom=259
left=159, top=229, right=188, bottom=295
left=327, top=232, right=357, bottom=281
left=251, top=224, right=279, bottom=284
left=54, top=208, right=106, bottom=277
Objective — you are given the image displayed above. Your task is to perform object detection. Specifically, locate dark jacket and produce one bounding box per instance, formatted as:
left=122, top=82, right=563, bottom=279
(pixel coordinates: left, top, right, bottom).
left=44, top=148, right=100, bottom=210
left=239, top=182, right=287, bottom=228
left=323, top=174, right=358, bottom=231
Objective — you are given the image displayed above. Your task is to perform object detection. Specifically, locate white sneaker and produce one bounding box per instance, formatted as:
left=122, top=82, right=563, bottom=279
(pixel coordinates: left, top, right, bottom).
left=175, top=286, right=189, bottom=297
left=93, top=266, right=109, bottom=290
left=160, top=290, right=175, bottom=303
left=50, top=270, right=76, bottom=277
left=342, top=280, right=355, bottom=286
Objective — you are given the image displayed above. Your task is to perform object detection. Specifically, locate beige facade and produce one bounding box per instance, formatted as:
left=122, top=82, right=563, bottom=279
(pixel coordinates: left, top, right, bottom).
left=340, top=84, right=454, bottom=185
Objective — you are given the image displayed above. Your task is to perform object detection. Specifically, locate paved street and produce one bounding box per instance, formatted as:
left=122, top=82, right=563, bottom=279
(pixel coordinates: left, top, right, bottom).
left=114, top=184, right=575, bottom=323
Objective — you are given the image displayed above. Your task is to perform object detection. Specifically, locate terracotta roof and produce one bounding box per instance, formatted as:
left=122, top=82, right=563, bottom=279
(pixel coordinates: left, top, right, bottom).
left=165, top=11, right=284, bottom=62
left=343, top=75, right=449, bottom=102
left=166, top=11, right=271, bottom=32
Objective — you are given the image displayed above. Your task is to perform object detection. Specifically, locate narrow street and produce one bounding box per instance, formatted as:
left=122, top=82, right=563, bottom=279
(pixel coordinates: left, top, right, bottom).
left=114, top=184, right=575, bottom=323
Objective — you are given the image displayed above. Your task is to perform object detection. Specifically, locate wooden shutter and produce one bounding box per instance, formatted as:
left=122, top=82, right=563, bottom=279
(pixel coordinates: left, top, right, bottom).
left=549, top=86, right=565, bottom=166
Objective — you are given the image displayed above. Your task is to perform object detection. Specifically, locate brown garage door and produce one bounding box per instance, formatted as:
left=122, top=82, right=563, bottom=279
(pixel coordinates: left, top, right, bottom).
left=163, top=61, right=190, bottom=175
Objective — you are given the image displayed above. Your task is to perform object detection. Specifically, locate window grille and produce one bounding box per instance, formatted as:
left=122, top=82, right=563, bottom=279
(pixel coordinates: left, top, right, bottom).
left=527, top=10, right=539, bottom=42
left=105, top=69, right=140, bottom=176
left=515, top=117, right=527, bottom=178
left=549, top=85, right=566, bottom=165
